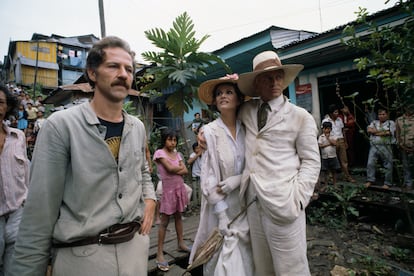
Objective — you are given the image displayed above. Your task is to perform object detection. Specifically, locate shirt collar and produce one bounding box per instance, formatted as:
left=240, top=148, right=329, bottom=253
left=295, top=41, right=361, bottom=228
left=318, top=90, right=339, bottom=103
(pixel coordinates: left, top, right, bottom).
left=2, top=123, right=19, bottom=138
left=262, top=95, right=285, bottom=112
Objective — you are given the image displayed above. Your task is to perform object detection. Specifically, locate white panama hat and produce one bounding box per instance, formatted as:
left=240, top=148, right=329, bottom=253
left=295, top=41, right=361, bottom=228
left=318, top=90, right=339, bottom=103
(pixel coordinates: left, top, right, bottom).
left=237, top=51, right=304, bottom=97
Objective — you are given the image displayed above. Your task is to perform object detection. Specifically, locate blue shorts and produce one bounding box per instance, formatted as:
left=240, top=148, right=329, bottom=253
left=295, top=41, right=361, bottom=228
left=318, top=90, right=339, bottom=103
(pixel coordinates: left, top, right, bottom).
left=321, top=157, right=341, bottom=171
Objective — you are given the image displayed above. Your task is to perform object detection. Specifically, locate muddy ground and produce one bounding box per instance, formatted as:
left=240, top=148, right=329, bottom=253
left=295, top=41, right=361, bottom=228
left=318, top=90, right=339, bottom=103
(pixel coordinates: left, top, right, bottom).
left=152, top=181, right=414, bottom=276
left=306, top=194, right=414, bottom=276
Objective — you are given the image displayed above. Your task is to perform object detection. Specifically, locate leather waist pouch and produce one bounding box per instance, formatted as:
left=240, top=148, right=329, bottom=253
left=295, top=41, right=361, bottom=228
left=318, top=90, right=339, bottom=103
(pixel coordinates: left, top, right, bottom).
left=52, top=221, right=141, bottom=248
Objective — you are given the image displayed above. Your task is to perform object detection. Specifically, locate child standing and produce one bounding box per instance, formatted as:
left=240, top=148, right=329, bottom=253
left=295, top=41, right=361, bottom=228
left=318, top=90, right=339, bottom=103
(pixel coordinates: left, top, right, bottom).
left=318, top=121, right=341, bottom=190
left=153, top=128, right=190, bottom=272
left=187, top=142, right=202, bottom=206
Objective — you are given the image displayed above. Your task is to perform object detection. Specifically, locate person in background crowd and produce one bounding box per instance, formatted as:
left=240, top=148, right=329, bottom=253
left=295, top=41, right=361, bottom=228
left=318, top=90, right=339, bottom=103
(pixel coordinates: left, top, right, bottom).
left=0, top=84, right=30, bottom=275
left=318, top=121, right=341, bottom=190
left=11, top=36, right=156, bottom=276
left=24, top=94, right=33, bottom=107
left=192, top=112, right=203, bottom=135
left=364, top=103, right=376, bottom=125
left=34, top=95, right=43, bottom=107
left=187, top=142, right=202, bottom=206
left=17, top=104, right=28, bottom=131
left=322, top=104, right=356, bottom=183
left=25, top=103, right=37, bottom=124
left=190, top=75, right=253, bottom=275
left=25, top=122, right=36, bottom=160
left=19, top=94, right=27, bottom=108
left=36, top=102, right=45, bottom=113
left=340, top=105, right=356, bottom=167
left=395, top=104, right=414, bottom=191
left=365, top=108, right=396, bottom=189
left=33, top=111, right=45, bottom=134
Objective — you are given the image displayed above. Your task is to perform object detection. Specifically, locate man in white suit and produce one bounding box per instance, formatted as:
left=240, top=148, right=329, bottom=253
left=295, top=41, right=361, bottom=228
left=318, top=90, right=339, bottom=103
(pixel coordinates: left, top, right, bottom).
left=237, top=51, right=320, bottom=275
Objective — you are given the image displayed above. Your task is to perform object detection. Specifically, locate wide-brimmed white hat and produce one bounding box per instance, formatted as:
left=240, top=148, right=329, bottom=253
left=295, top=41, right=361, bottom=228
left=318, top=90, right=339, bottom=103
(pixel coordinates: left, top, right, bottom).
left=238, top=51, right=304, bottom=97
left=198, top=74, right=239, bottom=105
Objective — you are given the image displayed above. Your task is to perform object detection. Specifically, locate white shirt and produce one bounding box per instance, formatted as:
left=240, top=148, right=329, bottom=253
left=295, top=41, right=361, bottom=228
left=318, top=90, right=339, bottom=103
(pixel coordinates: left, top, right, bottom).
left=189, top=152, right=201, bottom=177
left=322, top=116, right=344, bottom=139
left=318, top=133, right=338, bottom=159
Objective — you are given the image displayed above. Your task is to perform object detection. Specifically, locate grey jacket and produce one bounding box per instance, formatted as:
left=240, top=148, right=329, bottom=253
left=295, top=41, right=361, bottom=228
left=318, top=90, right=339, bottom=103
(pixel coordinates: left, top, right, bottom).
left=11, top=102, right=156, bottom=275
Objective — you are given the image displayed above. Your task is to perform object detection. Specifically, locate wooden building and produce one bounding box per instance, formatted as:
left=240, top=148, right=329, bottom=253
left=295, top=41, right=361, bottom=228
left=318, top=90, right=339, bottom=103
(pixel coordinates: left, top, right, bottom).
left=3, top=33, right=99, bottom=93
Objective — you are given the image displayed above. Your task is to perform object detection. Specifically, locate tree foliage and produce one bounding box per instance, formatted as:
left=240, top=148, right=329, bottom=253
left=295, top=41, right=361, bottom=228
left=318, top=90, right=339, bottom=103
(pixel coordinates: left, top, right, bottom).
left=141, top=12, right=231, bottom=117
left=341, top=0, right=414, bottom=109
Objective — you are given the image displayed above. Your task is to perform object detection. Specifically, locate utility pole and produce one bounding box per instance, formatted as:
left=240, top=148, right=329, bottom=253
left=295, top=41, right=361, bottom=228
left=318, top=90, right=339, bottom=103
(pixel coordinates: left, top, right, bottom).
left=98, top=0, right=106, bottom=38
left=32, top=39, right=39, bottom=99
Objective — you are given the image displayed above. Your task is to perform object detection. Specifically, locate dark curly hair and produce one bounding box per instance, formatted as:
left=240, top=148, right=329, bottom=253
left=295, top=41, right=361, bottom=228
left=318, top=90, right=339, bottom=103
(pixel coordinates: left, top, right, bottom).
left=0, top=84, right=19, bottom=119
left=85, top=36, right=136, bottom=88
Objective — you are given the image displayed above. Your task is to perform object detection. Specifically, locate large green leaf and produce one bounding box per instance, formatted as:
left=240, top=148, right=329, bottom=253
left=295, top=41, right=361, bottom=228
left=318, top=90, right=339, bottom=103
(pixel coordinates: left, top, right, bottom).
left=141, top=11, right=231, bottom=117
left=341, top=1, right=414, bottom=108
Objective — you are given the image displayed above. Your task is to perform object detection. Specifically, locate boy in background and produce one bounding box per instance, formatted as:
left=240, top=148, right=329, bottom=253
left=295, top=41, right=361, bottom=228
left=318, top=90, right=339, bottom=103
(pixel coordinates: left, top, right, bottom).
left=318, top=121, right=341, bottom=190
left=187, top=142, right=202, bottom=206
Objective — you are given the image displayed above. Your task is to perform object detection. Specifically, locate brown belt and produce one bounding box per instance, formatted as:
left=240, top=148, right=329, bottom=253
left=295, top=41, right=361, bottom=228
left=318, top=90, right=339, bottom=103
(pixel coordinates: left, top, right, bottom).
left=52, top=221, right=141, bottom=248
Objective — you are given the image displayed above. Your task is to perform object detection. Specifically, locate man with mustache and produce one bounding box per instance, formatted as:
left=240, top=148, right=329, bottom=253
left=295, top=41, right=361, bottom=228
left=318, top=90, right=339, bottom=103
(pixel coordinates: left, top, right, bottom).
left=11, top=36, right=156, bottom=276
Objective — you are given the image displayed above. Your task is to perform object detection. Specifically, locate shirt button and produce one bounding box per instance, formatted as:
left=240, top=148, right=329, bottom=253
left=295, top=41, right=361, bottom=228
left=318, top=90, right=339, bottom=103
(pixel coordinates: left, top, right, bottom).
left=119, top=167, right=123, bottom=172
left=118, top=193, right=123, bottom=199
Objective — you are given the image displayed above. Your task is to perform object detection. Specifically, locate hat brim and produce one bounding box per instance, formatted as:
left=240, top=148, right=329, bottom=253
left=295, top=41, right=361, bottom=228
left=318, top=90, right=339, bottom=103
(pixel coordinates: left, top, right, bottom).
left=237, top=64, right=304, bottom=97
left=198, top=79, right=237, bottom=105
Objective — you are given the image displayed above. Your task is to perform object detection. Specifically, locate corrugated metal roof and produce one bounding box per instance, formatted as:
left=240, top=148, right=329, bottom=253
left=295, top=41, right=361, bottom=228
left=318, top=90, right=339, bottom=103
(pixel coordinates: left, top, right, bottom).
left=279, top=2, right=407, bottom=50
left=43, top=83, right=143, bottom=105
left=31, top=33, right=100, bottom=49
left=204, top=3, right=409, bottom=78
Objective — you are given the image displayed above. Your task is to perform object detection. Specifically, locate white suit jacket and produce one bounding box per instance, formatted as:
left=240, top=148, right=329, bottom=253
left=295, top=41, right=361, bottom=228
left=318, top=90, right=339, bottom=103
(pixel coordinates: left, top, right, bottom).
left=239, top=97, right=321, bottom=225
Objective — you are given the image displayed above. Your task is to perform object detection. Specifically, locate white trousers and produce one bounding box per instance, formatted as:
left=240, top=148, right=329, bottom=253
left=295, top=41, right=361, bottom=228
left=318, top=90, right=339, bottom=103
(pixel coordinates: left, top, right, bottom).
left=52, top=232, right=149, bottom=276
left=247, top=185, right=310, bottom=276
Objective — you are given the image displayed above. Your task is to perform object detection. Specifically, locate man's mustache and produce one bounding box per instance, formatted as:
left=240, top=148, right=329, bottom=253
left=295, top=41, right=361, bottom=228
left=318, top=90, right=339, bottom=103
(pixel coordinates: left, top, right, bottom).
left=111, top=80, right=130, bottom=89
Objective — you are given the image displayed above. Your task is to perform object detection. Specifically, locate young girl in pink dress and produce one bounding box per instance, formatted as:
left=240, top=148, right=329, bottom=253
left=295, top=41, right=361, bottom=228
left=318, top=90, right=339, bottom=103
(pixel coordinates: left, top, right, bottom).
left=153, top=128, right=190, bottom=272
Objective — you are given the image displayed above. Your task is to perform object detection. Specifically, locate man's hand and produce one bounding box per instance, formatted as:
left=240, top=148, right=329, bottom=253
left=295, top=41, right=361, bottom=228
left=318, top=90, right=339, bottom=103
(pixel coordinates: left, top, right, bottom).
left=140, top=199, right=156, bottom=235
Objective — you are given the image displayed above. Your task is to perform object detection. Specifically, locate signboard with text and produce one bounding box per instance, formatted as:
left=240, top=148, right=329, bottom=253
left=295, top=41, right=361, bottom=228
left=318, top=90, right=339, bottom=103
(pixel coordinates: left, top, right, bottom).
left=296, top=83, right=312, bottom=112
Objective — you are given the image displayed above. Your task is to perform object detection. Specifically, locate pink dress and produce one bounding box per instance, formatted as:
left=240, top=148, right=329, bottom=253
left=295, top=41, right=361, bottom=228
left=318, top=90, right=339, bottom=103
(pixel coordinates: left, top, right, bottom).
left=153, top=149, right=188, bottom=215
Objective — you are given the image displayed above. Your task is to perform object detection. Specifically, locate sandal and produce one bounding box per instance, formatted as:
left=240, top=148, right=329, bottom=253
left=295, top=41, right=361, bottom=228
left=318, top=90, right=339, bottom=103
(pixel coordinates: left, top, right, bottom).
left=156, top=261, right=169, bottom=272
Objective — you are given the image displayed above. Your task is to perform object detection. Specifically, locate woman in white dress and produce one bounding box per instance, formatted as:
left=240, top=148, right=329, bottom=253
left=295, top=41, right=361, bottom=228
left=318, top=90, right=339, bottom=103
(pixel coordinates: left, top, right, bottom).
left=189, top=75, right=253, bottom=276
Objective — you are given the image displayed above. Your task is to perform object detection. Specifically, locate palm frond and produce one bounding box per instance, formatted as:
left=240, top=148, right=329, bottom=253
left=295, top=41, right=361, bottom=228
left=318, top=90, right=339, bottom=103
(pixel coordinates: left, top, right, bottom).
left=141, top=11, right=230, bottom=117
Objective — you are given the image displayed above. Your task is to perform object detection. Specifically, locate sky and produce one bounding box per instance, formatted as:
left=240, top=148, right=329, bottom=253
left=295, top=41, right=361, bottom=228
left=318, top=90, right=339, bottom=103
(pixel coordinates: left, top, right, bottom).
left=0, top=0, right=399, bottom=64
